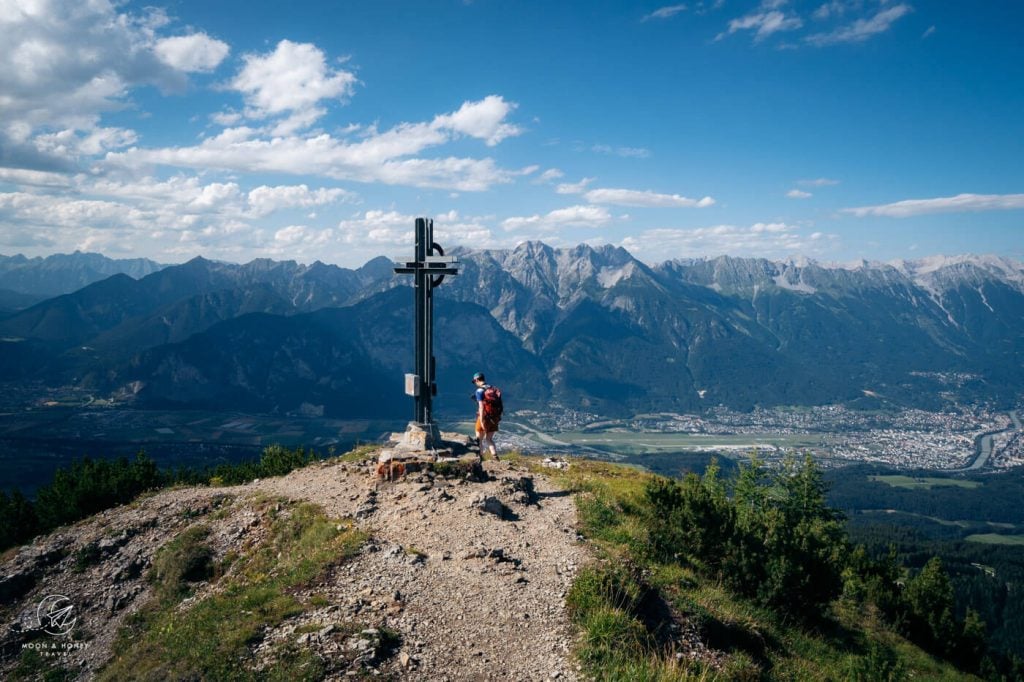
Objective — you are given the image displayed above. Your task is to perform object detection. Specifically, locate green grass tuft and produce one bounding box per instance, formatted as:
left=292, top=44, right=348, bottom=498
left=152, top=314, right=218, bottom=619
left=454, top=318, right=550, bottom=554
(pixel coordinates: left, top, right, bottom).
left=98, top=501, right=366, bottom=681
left=535, top=454, right=977, bottom=681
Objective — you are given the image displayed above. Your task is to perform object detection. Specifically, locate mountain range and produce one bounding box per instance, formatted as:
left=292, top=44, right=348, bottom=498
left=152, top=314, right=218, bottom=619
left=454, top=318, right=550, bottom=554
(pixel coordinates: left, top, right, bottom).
left=0, top=252, right=164, bottom=312
left=0, top=246, right=1021, bottom=418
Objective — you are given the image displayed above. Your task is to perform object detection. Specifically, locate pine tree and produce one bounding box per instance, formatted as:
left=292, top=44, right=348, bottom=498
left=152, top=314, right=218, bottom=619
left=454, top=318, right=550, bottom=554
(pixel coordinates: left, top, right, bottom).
left=906, top=557, right=957, bottom=650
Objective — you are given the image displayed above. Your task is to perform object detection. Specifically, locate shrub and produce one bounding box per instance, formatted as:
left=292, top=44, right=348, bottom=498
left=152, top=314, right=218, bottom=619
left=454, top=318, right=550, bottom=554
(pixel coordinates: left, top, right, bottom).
left=0, top=489, right=38, bottom=551
left=33, top=451, right=163, bottom=531
left=148, top=525, right=215, bottom=601
left=642, top=455, right=847, bottom=620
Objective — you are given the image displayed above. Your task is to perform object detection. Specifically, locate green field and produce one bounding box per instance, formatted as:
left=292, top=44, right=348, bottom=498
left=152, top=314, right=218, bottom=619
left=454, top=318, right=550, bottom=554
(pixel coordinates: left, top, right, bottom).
left=965, top=533, right=1024, bottom=546
left=536, top=429, right=824, bottom=455
left=869, top=475, right=982, bottom=490
left=859, top=509, right=972, bottom=528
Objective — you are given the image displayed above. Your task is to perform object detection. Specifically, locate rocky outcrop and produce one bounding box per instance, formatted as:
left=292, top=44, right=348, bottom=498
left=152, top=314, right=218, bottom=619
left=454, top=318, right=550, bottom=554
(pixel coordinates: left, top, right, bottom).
left=0, top=455, right=585, bottom=681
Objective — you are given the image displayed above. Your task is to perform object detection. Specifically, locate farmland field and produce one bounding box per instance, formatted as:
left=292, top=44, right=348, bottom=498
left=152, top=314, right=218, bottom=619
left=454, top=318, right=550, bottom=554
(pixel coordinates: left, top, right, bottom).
left=869, top=474, right=982, bottom=490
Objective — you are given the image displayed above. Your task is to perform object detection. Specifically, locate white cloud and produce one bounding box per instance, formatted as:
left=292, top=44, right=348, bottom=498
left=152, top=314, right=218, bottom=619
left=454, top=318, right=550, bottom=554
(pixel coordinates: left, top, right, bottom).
left=0, top=168, right=71, bottom=188
left=620, top=222, right=831, bottom=261
left=798, top=177, right=839, bottom=186
left=230, top=40, right=357, bottom=130
left=34, top=127, right=138, bottom=158
left=723, top=9, right=803, bottom=41
left=106, top=95, right=522, bottom=191
left=502, top=205, right=612, bottom=232
left=85, top=175, right=243, bottom=212
left=154, top=33, right=230, bottom=73
left=337, top=209, right=492, bottom=248
left=536, top=168, right=564, bottom=183
left=433, top=95, right=522, bottom=146
left=844, top=193, right=1024, bottom=218
left=922, top=25, right=936, bottom=39
left=556, top=178, right=595, bottom=194
left=643, top=4, right=688, bottom=21
left=247, top=184, right=357, bottom=217
left=211, top=111, right=243, bottom=126
left=592, top=144, right=651, bottom=159
left=812, top=1, right=847, bottom=21
left=272, top=224, right=333, bottom=248
left=0, top=0, right=224, bottom=166
left=786, top=189, right=812, bottom=199
left=584, top=188, right=715, bottom=208
left=806, top=4, right=912, bottom=46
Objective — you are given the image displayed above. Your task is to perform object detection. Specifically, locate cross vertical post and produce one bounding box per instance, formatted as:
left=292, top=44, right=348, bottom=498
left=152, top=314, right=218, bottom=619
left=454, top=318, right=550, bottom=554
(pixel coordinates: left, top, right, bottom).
left=393, top=218, right=459, bottom=446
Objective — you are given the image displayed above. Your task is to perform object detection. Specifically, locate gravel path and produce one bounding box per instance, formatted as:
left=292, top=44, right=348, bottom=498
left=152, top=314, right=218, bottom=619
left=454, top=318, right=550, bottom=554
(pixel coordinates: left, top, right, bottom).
left=262, top=457, right=584, bottom=681
left=1, top=455, right=585, bottom=681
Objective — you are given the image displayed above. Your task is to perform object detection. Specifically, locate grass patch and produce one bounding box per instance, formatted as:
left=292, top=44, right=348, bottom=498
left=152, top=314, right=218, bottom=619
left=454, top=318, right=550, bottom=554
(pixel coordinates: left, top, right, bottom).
left=869, top=475, right=981, bottom=490
left=965, top=533, right=1024, bottom=546
left=335, top=444, right=379, bottom=463
left=148, top=524, right=216, bottom=600
left=533, top=455, right=975, bottom=681
left=98, top=501, right=366, bottom=681
left=9, top=649, right=73, bottom=681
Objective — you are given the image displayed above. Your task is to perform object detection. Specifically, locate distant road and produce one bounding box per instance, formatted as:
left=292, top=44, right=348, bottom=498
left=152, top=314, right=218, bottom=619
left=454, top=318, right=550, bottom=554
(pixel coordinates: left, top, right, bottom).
left=958, top=410, right=1020, bottom=472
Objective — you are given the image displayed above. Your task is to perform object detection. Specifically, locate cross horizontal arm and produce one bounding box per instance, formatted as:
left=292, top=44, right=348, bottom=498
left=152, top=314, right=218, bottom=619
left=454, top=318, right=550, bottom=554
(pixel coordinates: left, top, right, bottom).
left=394, top=266, right=460, bottom=275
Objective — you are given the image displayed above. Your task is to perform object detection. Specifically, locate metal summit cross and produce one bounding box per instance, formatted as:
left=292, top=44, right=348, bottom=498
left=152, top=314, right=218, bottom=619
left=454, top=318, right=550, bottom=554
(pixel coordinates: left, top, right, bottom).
left=393, top=217, right=459, bottom=449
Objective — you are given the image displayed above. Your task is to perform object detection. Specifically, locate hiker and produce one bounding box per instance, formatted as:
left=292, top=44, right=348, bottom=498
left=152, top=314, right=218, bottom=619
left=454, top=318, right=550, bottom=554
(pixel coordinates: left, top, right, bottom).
left=472, top=372, right=502, bottom=461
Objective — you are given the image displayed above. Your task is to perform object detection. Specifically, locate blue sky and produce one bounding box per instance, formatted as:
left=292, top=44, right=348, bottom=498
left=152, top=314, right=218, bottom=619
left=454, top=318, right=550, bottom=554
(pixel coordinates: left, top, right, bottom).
left=0, top=0, right=1021, bottom=267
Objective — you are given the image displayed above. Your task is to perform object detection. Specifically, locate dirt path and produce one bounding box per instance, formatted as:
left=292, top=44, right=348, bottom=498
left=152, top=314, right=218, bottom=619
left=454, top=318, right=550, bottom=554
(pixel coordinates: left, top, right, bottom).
left=261, top=457, right=584, bottom=681
left=0, top=456, right=584, bottom=681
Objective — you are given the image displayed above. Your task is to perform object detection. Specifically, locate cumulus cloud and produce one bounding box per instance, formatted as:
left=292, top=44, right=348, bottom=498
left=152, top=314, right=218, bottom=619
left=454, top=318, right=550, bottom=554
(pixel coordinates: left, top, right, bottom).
left=844, top=193, right=1024, bottom=218
left=154, top=33, right=230, bottom=72
left=0, top=0, right=226, bottom=160
left=584, top=188, right=715, bottom=208
left=34, top=127, right=138, bottom=158
left=337, top=209, right=492, bottom=250
left=502, top=205, right=612, bottom=232
left=536, top=168, right=564, bottom=183
left=786, top=189, right=812, bottom=199
left=643, top=4, right=688, bottom=21
left=0, top=168, right=72, bottom=188
left=433, top=95, right=522, bottom=146
left=105, top=95, right=523, bottom=191
left=230, top=40, right=356, bottom=131
left=0, top=171, right=373, bottom=262
left=247, top=184, right=357, bottom=217
left=556, top=178, right=595, bottom=194
left=806, top=4, right=912, bottom=46
left=620, top=222, right=832, bottom=261
left=270, top=225, right=334, bottom=252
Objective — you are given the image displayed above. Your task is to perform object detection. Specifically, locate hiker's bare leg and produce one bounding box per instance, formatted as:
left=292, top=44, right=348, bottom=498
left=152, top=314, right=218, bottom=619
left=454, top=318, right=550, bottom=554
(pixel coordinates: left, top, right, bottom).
left=483, top=432, right=497, bottom=460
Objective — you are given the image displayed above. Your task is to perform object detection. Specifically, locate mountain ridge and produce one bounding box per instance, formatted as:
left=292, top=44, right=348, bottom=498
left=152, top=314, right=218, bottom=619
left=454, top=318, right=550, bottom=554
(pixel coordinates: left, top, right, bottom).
left=2, top=244, right=1021, bottom=415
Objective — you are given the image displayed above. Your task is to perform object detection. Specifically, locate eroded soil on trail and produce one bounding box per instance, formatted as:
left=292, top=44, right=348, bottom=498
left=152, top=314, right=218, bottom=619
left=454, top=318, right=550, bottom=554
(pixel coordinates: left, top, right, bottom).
left=0, top=456, right=584, bottom=681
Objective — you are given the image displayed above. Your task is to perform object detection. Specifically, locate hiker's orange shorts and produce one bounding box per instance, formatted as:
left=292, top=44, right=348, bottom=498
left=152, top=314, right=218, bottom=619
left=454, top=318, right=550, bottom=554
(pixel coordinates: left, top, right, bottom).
left=475, top=417, right=499, bottom=433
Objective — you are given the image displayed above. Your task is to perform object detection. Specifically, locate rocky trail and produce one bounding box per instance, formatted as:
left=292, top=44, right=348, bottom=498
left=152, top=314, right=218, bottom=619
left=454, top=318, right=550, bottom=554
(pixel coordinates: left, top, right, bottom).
left=0, top=454, right=585, bottom=680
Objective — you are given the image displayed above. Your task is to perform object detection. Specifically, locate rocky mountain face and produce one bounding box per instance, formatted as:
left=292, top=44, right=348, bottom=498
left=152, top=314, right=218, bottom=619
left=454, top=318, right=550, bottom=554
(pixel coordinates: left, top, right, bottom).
left=440, top=245, right=1023, bottom=412
left=0, top=252, right=164, bottom=298
left=2, top=245, right=1022, bottom=416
